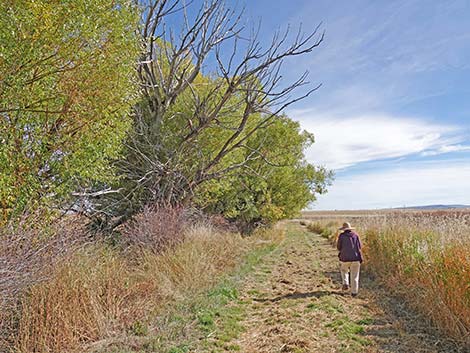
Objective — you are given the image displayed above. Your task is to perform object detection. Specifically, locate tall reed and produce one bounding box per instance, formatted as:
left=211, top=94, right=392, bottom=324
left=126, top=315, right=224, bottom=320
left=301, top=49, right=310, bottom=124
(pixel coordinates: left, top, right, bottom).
left=304, top=210, right=470, bottom=346
left=357, top=212, right=470, bottom=346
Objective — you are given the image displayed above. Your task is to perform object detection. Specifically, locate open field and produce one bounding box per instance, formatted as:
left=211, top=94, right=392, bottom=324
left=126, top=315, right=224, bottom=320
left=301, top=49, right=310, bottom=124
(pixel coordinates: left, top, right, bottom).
left=301, top=208, right=470, bottom=219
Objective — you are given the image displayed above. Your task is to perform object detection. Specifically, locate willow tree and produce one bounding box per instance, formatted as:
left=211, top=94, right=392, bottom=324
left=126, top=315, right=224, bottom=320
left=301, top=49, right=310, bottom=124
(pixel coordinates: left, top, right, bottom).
left=0, top=0, right=141, bottom=222
left=87, top=0, right=330, bottom=229
left=194, top=115, right=333, bottom=231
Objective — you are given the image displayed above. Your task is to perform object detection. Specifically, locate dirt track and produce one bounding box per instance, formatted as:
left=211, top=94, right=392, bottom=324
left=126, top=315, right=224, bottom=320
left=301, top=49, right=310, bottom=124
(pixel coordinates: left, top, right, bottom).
left=222, top=223, right=463, bottom=353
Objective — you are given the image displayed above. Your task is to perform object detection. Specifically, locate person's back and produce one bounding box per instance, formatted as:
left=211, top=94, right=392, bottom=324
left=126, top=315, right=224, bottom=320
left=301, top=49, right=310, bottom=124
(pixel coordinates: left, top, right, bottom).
left=337, top=229, right=362, bottom=262
left=336, top=222, right=363, bottom=297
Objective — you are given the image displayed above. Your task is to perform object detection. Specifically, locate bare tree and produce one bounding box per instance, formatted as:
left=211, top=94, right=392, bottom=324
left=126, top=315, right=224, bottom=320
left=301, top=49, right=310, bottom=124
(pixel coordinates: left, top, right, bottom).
left=87, top=0, right=324, bottom=230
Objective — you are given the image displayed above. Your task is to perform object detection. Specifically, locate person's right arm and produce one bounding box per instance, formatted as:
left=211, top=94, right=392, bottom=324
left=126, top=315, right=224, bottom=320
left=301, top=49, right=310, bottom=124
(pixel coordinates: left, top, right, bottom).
left=356, top=235, right=363, bottom=263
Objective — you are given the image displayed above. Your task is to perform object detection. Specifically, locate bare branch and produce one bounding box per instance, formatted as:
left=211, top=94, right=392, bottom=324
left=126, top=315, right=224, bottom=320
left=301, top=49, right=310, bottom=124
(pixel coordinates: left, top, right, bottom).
left=88, top=0, right=324, bottom=229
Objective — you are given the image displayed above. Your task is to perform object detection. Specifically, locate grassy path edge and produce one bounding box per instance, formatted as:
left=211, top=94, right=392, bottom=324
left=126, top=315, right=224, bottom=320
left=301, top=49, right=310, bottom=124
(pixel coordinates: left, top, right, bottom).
left=97, top=222, right=466, bottom=353
left=161, top=238, right=282, bottom=353
left=93, top=230, right=284, bottom=353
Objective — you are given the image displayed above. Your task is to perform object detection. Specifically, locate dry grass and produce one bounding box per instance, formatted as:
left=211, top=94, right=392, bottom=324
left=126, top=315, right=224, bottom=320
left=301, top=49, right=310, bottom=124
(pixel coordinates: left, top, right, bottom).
left=12, top=226, right=241, bottom=352
left=305, top=220, right=340, bottom=243
left=251, top=223, right=286, bottom=243
left=306, top=221, right=324, bottom=234
left=120, top=205, right=187, bottom=254
left=0, top=216, right=88, bottom=350
left=304, top=210, right=470, bottom=347
left=6, top=214, right=284, bottom=352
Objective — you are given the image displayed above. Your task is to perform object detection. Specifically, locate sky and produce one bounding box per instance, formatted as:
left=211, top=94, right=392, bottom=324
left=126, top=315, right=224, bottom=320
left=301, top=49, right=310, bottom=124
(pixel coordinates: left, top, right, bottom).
left=233, top=0, right=470, bottom=210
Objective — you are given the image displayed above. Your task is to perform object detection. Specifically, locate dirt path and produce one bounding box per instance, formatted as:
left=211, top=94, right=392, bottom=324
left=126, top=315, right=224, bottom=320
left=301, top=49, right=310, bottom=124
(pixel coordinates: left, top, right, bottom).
left=220, top=223, right=463, bottom=353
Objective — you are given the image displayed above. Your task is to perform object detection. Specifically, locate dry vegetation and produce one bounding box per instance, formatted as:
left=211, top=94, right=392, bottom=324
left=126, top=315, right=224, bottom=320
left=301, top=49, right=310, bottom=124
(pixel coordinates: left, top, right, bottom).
left=0, top=209, right=284, bottom=353
left=302, top=209, right=470, bottom=347
left=0, top=216, right=89, bottom=347
left=3, top=206, right=469, bottom=352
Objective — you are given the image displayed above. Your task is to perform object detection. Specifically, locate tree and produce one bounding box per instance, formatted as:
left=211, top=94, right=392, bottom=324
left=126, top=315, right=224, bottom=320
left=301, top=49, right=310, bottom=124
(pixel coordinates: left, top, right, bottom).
left=194, top=115, right=333, bottom=231
left=87, top=0, right=329, bottom=230
left=0, top=0, right=140, bottom=222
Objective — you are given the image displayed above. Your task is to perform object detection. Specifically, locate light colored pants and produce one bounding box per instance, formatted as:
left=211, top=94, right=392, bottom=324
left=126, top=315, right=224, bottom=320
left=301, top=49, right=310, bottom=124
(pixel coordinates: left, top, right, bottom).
left=340, top=261, right=361, bottom=294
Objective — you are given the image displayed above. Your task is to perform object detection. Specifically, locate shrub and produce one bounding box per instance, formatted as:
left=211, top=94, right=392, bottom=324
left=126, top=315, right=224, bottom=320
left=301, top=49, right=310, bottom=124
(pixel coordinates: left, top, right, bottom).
left=307, top=222, right=324, bottom=234
left=9, top=220, right=279, bottom=352
left=120, top=205, right=187, bottom=255
left=320, top=227, right=334, bottom=240
left=0, top=216, right=87, bottom=351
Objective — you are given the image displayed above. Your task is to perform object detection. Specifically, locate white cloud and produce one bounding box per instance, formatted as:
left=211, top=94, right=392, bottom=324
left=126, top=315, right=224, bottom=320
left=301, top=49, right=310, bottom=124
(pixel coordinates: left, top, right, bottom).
left=312, top=160, right=470, bottom=210
left=276, top=0, right=470, bottom=210
left=291, top=111, right=461, bottom=169
left=421, top=144, right=470, bottom=156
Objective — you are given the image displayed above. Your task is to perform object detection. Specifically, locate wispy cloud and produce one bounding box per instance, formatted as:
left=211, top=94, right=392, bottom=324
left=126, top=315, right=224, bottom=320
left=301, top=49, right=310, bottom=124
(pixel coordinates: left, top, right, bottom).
left=258, top=0, right=470, bottom=209
left=312, top=160, right=470, bottom=210
left=285, top=0, right=470, bottom=116
left=421, top=144, right=470, bottom=156
left=291, top=111, right=462, bottom=169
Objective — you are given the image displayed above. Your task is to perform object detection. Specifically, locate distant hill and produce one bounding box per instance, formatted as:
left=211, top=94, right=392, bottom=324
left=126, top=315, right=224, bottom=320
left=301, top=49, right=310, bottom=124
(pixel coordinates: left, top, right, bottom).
left=395, top=204, right=470, bottom=210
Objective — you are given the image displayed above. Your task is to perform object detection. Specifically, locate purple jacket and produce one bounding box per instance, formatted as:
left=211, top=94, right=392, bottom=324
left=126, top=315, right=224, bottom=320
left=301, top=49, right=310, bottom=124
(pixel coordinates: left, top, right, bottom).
left=337, top=230, right=363, bottom=262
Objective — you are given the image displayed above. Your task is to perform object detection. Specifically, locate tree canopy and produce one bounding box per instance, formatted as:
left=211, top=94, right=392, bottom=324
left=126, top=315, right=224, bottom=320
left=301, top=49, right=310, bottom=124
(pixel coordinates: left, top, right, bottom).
left=0, top=0, right=140, bottom=222
left=194, top=115, right=332, bottom=230
left=1, top=0, right=332, bottom=230
left=88, top=0, right=333, bottom=229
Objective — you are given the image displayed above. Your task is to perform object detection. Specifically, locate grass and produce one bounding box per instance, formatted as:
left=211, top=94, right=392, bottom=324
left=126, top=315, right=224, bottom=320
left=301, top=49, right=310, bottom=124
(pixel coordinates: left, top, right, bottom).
left=305, top=220, right=338, bottom=243
left=305, top=296, right=345, bottom=316
left=303, top=210, right=470, bottom=347
left=362, top=221, right=470, bottom=345
left=8, top=224, right=284, bottom=353
left=324, top=316, right=372, bottom=353
left=195, top=241, right=283, bottom=352
left=106, top=227, right=282, bottom=353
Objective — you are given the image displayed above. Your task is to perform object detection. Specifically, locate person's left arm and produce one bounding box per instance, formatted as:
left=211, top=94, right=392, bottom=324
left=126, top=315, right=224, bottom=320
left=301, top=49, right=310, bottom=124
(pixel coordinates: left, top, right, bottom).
left=336, top=233, right=343, bottom=251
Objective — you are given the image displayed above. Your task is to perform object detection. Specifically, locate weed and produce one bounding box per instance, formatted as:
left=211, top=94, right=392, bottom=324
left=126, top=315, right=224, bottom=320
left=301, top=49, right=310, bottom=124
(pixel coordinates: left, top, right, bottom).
left=197, top=310, right=215, bottom=331
left=11, top=222, right=271, bottom=352
left=306, top=302, right=320, bottom=311
left=129, top=320, right=149, bottom=336
left=325, top=316, right=370, bottom=349
left=306, top=221, right=337, bottom=243
left=355, top=317, right=374, bottom=325
left=319, top=296, right=344, bottom=314
left=307, top=222, right=324, bottom=234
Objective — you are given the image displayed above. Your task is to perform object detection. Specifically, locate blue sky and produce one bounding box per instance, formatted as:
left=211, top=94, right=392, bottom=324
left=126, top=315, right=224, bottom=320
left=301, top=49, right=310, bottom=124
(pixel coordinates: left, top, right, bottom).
left=236, top=0, right=470, bottom=209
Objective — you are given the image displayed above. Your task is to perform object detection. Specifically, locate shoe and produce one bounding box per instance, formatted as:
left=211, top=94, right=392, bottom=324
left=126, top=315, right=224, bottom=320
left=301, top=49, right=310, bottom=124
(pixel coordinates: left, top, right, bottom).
left=351, top=293, right=358, bottom=297
left=342, top=284, right=349, bottom=291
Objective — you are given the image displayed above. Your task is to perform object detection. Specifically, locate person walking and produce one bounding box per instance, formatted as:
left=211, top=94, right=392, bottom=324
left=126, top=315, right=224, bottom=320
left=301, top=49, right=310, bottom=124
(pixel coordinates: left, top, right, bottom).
left=336, top=222, right=363, bottom=297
